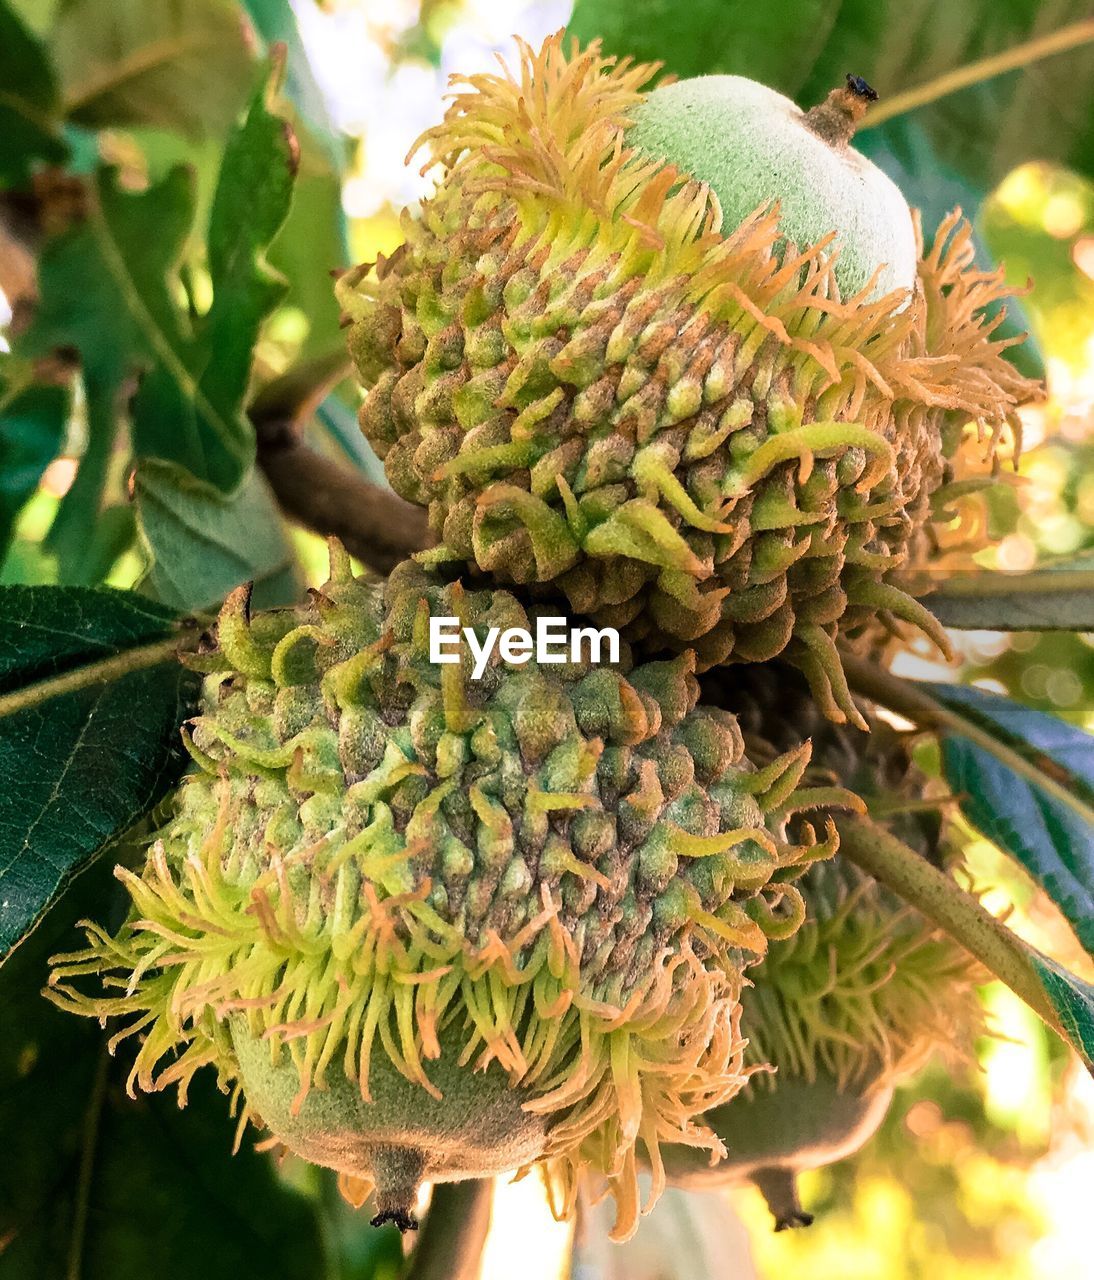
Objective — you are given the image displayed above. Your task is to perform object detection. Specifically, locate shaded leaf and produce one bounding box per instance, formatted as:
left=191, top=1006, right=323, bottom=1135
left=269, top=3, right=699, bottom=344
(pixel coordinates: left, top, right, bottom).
left=267, top=154, right=349, bottom=358
left=568, top=1, right=1094, bottom=194
left=22, top=164, right=219, bottom=503
left=924, top=564, right=1094, bottom=629
left=0, top=585, right=198, bottom=958
left=241, top=4, right=350, bottom=357
left=194, top=56, right=296, bottom=433
left=53, top=0, right=253, bottom=139
left=924, top=681, right=1094, bottom=954
left=0, top=0, right=66, bottom=185
left=21, top=60, right=297, bottom=575
left=0, top=363, right=69, bottom=564
left=0, top=583, right=176, bottom=690
left=0, top=861, right=326, bottom=1278
left=134, top=459, right=299, bottom=613
left=1031, top=953, right=1094, bottom=1071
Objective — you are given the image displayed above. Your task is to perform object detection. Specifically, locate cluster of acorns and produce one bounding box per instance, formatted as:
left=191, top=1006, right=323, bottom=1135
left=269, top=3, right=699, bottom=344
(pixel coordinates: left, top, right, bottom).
left=51, top=35, right=1035, bottom=1243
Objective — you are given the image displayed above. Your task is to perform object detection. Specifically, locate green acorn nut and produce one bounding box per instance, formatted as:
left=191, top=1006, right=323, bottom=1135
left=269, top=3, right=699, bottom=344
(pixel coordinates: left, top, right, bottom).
left=338, top=35, right=1039, bottom=726
left=48, top=544, right=846, bottom=1241
left=627, top=73, right=916, bottom=302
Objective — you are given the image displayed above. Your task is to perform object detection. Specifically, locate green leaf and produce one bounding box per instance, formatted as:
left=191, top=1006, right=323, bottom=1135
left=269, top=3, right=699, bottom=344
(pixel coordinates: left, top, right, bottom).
left=0, top=585, right=198, bottom=959
left=924, top=681, right=1094, bottom=955
left=268, top=154, right=349, bottom=358
left=0, top=583, right=177, bottom=690
left=23, top=164, right=222, bottom=509
left=21, top=60, right=298, bottom=576
left=568, top=1, right=1094, bottom=191
left=0, top=363, right=69, bottom=565
left=195, top=57, right=296, bottom=432
left=242, top=0, right=347, bottom=173
left=134, top=459, right=300, bottom=613
left=924, top=564, right=1094, bottom=629
left=52, top=0, right=253, bottom=139
left=0, top=0, right=66, bottom=185
left=239, top=5, right=350, bottom=357
left=0, top=862, right=327, bottom=1278
left=1031, top=953, right=1094, bottom=1070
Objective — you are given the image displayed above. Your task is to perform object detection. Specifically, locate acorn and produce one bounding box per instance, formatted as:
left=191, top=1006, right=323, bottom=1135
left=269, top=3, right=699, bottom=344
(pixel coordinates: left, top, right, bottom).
left=657, top=856, right=982, bottom=1229
left=655, top=670, right=983, bottom=1228
left=48, top=544, right=846, bottom=1241
left=337, top=34, right=1038, bottom=724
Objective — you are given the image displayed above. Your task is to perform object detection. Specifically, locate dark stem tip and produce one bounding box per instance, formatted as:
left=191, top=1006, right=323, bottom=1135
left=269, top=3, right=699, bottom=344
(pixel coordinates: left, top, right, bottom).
left=844, top=73, right=879, bottom=102
left=371, top=1208, right=420, bottom=1233
left=774, top=1210, right=815, bottom=1231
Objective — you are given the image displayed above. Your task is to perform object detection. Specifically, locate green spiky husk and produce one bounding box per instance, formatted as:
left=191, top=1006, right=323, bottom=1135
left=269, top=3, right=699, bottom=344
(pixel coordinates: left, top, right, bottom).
left=338, top=36, right=1039, bottom=726
left=648, top=680, right=983, bottom=1211
left=48, top=546, right=845, bottom=1241
left=700, top=665, right=983, bottom=1086
left=738, top=855, right=983, bottom=1092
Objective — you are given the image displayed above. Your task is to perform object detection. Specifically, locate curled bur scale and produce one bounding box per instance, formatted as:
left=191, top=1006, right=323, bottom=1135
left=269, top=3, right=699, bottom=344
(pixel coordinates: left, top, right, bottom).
left=338, top=35, right=1040, bottom=727
left=48, top=543, right=854, bottom=1241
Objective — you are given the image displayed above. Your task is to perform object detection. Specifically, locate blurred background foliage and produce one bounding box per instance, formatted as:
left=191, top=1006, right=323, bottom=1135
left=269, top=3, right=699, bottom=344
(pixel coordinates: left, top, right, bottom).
left=1, top=2, right=1092, bottom=1279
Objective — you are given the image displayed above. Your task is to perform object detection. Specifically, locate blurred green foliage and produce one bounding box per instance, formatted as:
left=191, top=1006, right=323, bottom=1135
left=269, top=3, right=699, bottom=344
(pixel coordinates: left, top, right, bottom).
left=1, top=3, right=1092, bottom=1279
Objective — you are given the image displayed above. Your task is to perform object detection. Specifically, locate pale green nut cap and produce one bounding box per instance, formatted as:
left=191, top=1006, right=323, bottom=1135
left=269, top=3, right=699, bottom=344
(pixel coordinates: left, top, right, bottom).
left=627, top=74, right=918, bottom=301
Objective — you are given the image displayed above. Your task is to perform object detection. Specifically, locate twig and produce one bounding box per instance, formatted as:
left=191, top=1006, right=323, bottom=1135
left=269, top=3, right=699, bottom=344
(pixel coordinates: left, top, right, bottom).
left=866, top=18, right=1094, bottom=127
left=924, top=569, right=1094, bottom=599
left=0, top=632, right=197, bottom=720
left=255, top=426, right=432, bottom=575
left=921, top=568, right=1094, bottom=630
left=405, top=1181, right=494, bottom=1280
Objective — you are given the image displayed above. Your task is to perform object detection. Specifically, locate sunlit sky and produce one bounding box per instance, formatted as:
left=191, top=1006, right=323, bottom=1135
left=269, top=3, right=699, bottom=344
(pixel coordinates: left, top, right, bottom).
left=293, top=0, right=572, bottom=215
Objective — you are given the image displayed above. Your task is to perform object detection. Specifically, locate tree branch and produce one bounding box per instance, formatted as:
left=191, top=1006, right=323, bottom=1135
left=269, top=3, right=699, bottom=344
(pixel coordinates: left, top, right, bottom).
left=922, top=569, right=1094, bottom=631
left=256, top=436, right=431, bottom=575
left=865, top=18, right=1094, bottom=127
left=840, top=650, right=1090, bottom=824
left=405, top=1181, right=493, bottom=1280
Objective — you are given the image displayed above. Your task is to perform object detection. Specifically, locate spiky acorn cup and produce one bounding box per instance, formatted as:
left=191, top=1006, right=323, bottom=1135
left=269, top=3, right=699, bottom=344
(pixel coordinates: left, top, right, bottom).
left=657, top=673, right=983, bottom=1228
left=337, top=36, right=1039, bottom=727
left=48, top=545, right=845, bottom=1241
